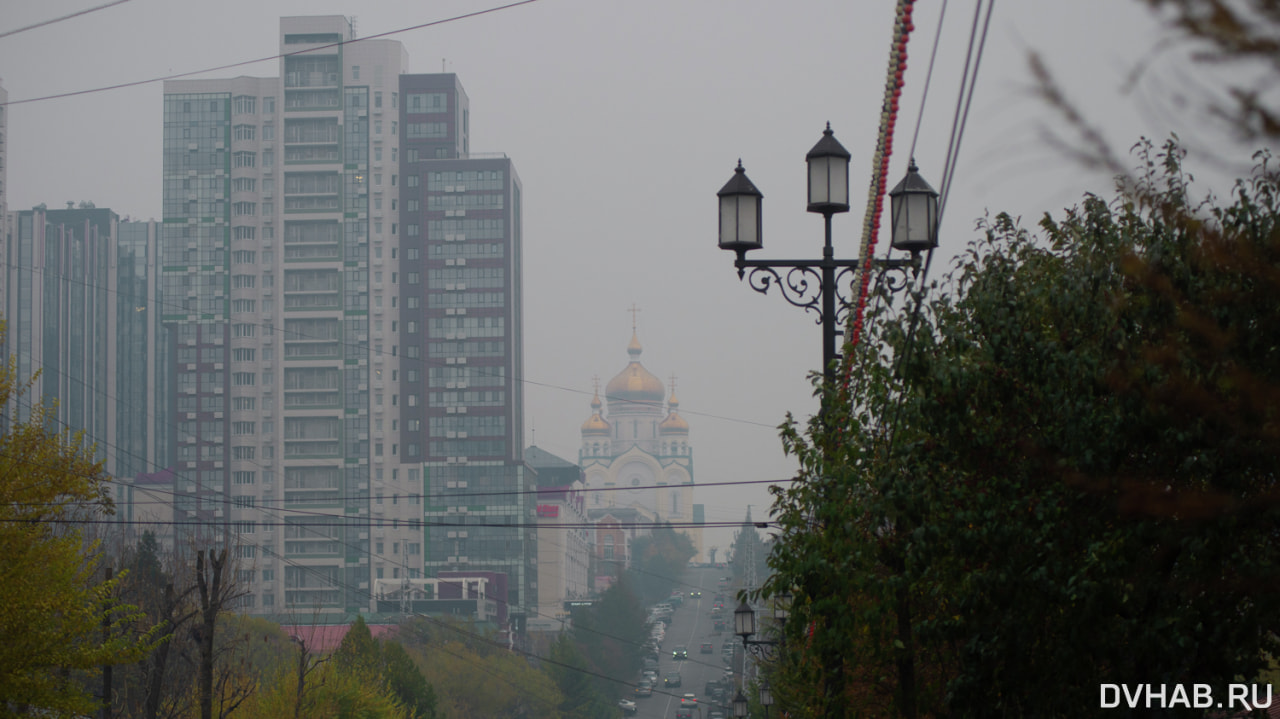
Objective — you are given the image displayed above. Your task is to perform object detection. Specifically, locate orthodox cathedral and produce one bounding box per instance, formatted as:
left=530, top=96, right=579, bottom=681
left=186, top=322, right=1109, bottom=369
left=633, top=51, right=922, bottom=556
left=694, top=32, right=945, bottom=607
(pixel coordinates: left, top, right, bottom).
left=580, top=327, right=703, bottom=561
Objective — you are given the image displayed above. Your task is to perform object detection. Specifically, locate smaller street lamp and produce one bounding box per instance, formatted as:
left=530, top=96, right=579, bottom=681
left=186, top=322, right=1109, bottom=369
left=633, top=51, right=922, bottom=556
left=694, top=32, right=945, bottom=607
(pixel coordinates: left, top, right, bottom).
left=888, top=159, right=940, bottom=256
left=805, top=122, right=852, bottom=214
left=718, top=161, right=764, bottom=261
left=733, top=690, right=750, bottom=718
left=734, top=600, right=756, bottom=639
left=759, top=680, right=774, bottom=719
left=735, top=600, right=780, bottom=662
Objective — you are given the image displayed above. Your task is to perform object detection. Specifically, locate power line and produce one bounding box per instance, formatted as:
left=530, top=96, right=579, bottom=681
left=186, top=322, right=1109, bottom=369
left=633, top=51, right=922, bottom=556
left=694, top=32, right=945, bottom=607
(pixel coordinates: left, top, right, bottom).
left=0, top=515, right=770, bottom=530
left=1, top=382, right=792, bottom=512
left=0, top=259, right=779, bottom=431
left=908, top=0, right=950, bottom=162
left=0, top=0, right=134, bottom=41
left=884, top=0, right=996, bottom=454
left=0, top=1, right=543, bottom=107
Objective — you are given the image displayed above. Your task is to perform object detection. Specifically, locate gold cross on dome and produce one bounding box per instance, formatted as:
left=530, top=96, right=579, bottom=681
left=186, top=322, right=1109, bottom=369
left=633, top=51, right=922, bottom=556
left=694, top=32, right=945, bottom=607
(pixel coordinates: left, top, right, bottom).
left=628, top=303, right=641, bottom=332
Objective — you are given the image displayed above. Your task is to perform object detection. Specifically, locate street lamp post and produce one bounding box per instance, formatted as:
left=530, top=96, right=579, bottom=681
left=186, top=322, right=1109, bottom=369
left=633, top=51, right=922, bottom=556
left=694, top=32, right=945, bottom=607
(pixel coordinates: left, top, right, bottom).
left=718, top=124, right=939, bottom=382
left=734, top=600, right=780, bottom=663
left=720, top=126, right=941, bottom=717
left=759, top=680, right=774, bottom=719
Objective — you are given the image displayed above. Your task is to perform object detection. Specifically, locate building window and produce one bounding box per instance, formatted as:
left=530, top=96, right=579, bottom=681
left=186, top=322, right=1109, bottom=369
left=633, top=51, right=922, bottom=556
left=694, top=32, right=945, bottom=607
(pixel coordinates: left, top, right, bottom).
left=352, top=65, right=360, bottom=80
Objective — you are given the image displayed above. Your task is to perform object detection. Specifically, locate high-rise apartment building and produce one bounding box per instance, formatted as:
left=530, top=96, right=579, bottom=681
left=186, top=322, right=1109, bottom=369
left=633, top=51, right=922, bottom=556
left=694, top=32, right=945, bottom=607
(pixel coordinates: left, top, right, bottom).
left=0, top=207, right=167, bottom=482
left=397, top=73, right=535, bottom=620
left=0, top=78, right=8, bottom=296
left=162, top=16, right=408, bottom=614
left=158, top=17, right=530, bottom=620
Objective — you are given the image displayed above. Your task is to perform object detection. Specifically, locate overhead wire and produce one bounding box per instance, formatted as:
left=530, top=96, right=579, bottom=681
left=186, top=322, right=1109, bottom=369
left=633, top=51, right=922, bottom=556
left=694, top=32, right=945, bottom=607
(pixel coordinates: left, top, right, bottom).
left=0, top=392, right=783, bottom=529
left=883, top=0, right=997, bottom=452
left=97, top=462, right=740, bottom=689
left=0, top=260, right=778, bottom=431
left=0, top=314, right=759, bottom=700
left=0, top=0, right=134, bottom=41
left=0, top=1, right=543, bottom=107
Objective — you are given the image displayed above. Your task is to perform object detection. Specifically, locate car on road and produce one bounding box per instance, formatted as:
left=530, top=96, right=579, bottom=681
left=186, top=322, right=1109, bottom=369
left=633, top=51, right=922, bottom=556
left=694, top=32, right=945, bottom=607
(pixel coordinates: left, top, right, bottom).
left=634, top=680, right=653, bottom=698
left=691, top=590, right=702, bottom=598
left=618, top=698, right=637, bottom=715
left=672, top=645, right=688, bottom=660
left=700, top=641, right=714, bottom=654
left=681, top=693, right=698, bottom=706
left=708, top=710, right=726, bottom=719
left=676, top=709, right=694, bottom=719
left=664, top=671, right=682, bottom=688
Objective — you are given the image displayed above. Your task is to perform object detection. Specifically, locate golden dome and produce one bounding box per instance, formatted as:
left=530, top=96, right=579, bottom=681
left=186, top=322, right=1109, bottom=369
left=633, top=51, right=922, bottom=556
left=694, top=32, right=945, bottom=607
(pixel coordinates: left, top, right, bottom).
left=659, top=413, right=689, bottom=433
left=581, top=388, right=611, bottom=435
left=660, top=391, right=689, bottom=433
left=582, top=413, right=611, bottom=435
left=605, top=332, right=665, bottom=405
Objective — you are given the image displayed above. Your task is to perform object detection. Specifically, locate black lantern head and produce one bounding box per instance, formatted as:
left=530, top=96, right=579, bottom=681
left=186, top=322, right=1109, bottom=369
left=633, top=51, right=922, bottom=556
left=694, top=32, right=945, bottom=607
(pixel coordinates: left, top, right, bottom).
left=718, top=160, right=764, bottom=254
left=806, top=122, right=851, bottom=214
left=734, top=600, right=756, bottom=638
left=888, top=159, right=939, bottom=255
left=733, top=691, right=750, bottom=718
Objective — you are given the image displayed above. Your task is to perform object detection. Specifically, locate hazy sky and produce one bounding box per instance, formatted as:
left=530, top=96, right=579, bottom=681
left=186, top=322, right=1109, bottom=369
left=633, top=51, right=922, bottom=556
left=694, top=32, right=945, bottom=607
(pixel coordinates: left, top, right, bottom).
left=0, top=0, right=1257, bottom=556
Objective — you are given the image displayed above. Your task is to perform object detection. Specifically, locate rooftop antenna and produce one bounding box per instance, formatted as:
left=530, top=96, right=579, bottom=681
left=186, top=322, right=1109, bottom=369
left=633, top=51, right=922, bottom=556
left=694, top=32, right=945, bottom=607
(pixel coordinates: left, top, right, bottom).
left=442, top=58, right=446, bottom=73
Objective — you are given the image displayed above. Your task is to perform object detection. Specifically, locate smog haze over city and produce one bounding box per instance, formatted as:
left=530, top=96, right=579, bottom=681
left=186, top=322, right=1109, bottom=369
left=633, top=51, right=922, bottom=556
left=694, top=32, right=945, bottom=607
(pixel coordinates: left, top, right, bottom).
left=0, top=0, right=1255, bottom=557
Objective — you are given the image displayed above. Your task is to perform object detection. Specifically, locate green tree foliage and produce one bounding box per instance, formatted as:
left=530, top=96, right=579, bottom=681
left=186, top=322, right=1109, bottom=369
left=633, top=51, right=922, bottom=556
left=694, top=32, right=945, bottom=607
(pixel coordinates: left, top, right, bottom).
left=546, top=633, right=618, bottom=719
left=0, top=349, right=154, bottom=716
left=626, top=524, right=696, bottom=604
left=240, top=661, right=409, bottom=719
left=571, top=576, right=648, bottom=687
left=381, top=641, right=437, bottom=719
left=406, top=632, right=563, bottom=719
left=332, top=617, right=437, bottom=719
left=333, top=616, right=380, bottom=676
left=763, top=141, right=1280, bottom=718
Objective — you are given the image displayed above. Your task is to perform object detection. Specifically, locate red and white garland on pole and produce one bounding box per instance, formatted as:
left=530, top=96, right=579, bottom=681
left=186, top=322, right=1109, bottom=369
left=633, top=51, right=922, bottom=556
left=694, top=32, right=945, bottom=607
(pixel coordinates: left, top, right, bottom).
left=842, top=0, right=915, bottom=389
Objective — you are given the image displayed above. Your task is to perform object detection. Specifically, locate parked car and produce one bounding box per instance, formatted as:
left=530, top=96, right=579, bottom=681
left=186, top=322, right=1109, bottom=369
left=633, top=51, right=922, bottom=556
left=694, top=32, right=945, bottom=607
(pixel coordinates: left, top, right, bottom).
left=618, top=698, right=638, bottom=715
left=634, top=681, right=653, bottom=698
left=665, top=672, right=682, bottom=688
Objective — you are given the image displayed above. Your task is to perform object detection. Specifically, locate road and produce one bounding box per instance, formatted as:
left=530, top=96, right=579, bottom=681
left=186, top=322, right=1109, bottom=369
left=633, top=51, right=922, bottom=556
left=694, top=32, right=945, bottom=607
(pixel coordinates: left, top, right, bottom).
left=630, top=564, right=738, bottom=719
